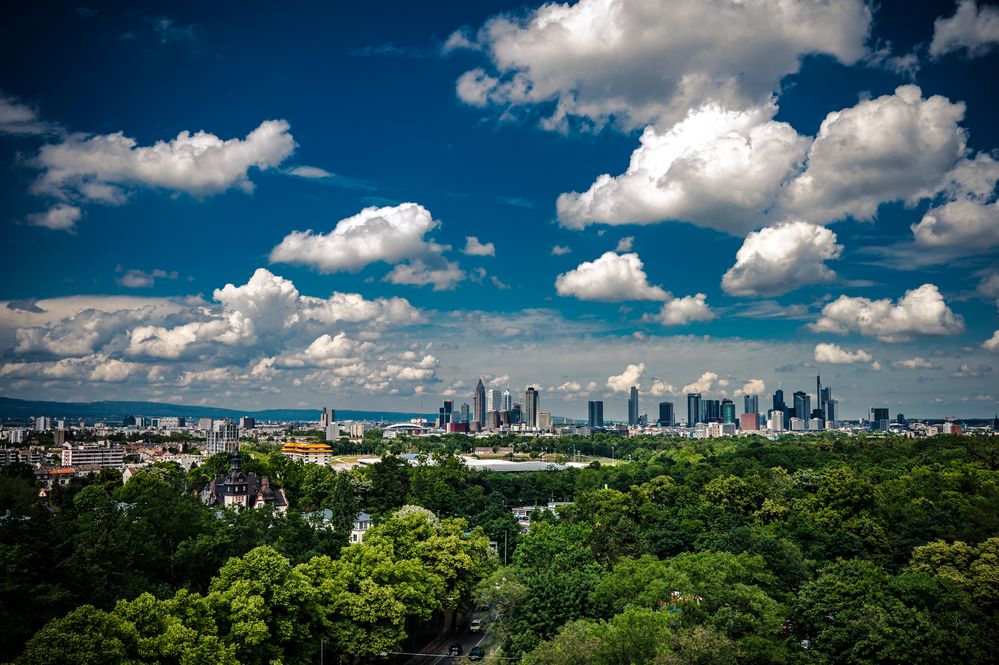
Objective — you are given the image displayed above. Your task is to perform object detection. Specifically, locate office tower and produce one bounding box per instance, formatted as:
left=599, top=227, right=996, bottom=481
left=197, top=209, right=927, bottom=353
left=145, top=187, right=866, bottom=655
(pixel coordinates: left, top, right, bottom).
left=793, top=391, right=810, bottom=429
left=460, top=403, right=470, bottom=423
left=538, top=412, right=552, bottom=431
left=486, top=389, right=503, bottom=414
left=704, top=399, right=721, bottom=423
left=320, top=407, right=335, bottom=430
left=628, top=386, right=639, bottom=426
left=473, top=379, right=486, bottom=426
left=826, top=399, right=837, bottom=428
left=740, top=412, right=760, bottom=430
left=870, top=407, right=889, bottom=431
left=443, top=400, right=453, bottom=425
left=588, top=400, right=605, bottom=427
left=207, top=419, right=240, bottom=454
left=524, top=387, right=540, bottom=427
left=743, top=394, right=759, bottom=415
left=768, top=409, right=785, bottom=431
left=511, top=403, right=522, bottom=424
left=721, top=399, right=736, bottom=424
left=239, top=417, right=255, bottom=429
left=821, top=386, right=831, bottom=406
left=687, top=393, right=702, bottom=426
left=502, top=389, right=512, bottom=412
left=816, top=375, right=823, bottom=413
left=896, top=413, right=905, bottom=424
left=438, top=407, right=446, bottom=428
left=658, top=401, right=674, bottom=426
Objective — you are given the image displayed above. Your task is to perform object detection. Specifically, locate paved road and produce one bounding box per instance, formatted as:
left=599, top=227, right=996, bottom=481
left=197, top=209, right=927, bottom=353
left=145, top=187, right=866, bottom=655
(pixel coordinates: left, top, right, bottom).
left=425, top=615, right=491, bottom=664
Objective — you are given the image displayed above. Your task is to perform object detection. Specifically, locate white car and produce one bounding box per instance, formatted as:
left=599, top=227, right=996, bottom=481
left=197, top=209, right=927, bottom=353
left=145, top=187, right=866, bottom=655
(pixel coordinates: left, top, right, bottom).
left=470, top=618, right=482, bottom=633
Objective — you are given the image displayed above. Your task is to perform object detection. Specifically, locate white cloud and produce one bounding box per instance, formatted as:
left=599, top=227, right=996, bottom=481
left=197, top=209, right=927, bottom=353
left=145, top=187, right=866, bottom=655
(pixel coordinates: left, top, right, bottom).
left=682, top=371, right=719, bottom=395
left=607, top=363, right=644, bottom=392
left=649, top=294, right=715, bottom=326
left=270, top=202, right=452, bottom=275
left=383, top=258, right=465, bottom=291
left=809, top=283, right=965, bottom=342
left=976, top=272, right=999, bottom=300
left=983, top=331, right=999, bottom=351
left=463, top=236, right=496, bottom=256
left=90, top=358, right=141, bottom=382
left=25, top=204, right=82, bottom=231
left=551, top=245, right=572, bottom=256
left=555, top=251, right=667, bottom=302
left=951, top=363, right=992, bottom=378
left=33, top=119, right=295, bottom=203
left=930, top=0, right=999, bottom=58
left=783, top=85, right=967, bottom=223
left=0, top=94, right=56, bottom=135
left=890, top=357, right=939, bottom=370
left=733, top=378, right=766, bottom=397
left=721, top=221, right=841, bottom=296
left=911, top=198, right=999, bottom=250
left=648, top=379, right=675, bottom=396
left=814, top=342, right=873, bottom=365
left=116, top=268, right=179, bottom=288
left=557, top=103, right=809, bottom=233
left=615, top=236, right=634, bottom=252
left=287, top=165, right=333, bottom=178
left=457, top=0, right=870, bottom=131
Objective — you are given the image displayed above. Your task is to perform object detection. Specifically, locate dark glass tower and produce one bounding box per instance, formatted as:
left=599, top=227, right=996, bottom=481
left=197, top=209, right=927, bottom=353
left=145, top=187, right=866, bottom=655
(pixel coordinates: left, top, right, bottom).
left=658, top=401, right=674, bottom=426
left=687, top=393, right=701, bottom=426
left=628, top=386, right=639, bottom=426
left=588, top=400, right=604, bottom=427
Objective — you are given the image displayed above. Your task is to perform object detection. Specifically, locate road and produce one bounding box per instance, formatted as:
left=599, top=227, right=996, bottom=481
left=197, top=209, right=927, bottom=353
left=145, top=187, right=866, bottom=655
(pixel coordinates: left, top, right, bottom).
left=424, top=614, right=491, bottom=664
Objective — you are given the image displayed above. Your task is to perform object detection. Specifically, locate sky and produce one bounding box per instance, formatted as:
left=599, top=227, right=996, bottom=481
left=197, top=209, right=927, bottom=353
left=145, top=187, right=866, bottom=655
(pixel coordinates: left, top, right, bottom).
left=1, top=0, right=998, bottom=421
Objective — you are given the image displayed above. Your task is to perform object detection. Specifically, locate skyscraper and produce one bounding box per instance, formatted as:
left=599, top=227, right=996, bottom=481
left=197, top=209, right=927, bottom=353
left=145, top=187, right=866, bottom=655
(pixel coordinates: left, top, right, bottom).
left=502, top=389, right=512, bottom=412
left=460, top=403, right=470, bottom=423
left=870, top=407, right=889, bottom=431
left=744, top=394, right=759, bottom=415
left=687, top=393, right=701, bottom=426
left=486, top=389, right=503, bottom=414
left=793, top=391, right=810, bottom=429
left=826, top=399, right=837, bottom=428
left=588, top=400, right=604, bottom=427
left=524, top=387, right=540, bottom=427
left=721, top=399, right=736, bottom=424
left=628, top=386, right=639, bottom=426
left=658, top=401, right=674, bottom=426
left=473, top=379, right=486, bottom=426
left=704, top=399, right=721, bottom=423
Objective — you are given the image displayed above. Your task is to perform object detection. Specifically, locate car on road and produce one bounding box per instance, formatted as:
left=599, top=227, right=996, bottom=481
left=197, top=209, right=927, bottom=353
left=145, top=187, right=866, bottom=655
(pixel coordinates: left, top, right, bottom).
left=448, top=643, right=463, bottom=656
left=469, top=618, right=482, bottom=633
left=469, top=646, right=485, bottom=660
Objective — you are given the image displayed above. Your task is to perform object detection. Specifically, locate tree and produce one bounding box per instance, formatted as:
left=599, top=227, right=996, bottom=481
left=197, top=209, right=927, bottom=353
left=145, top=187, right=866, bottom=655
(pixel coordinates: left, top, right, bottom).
left=366, top=455, right=411, bottom=514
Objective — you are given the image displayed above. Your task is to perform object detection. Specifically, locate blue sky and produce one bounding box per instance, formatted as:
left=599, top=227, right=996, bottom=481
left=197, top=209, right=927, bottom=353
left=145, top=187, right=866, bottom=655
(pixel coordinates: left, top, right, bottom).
left=1, top=0, right=998, bottom=419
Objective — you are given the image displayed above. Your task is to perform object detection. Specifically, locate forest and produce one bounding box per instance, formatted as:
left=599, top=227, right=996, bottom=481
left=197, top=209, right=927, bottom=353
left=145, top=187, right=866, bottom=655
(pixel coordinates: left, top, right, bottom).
left=1, top=433, right=998, bottom=664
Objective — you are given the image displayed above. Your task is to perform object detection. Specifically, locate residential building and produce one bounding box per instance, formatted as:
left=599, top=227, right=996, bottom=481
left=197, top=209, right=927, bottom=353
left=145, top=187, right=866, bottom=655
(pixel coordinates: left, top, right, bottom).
left=61, top=443, right=125, bottom=468
left=740, top=413, right=760, bottom=431
left=200, top=447, right=288, bottom=512
left=207, top=419, right=240, bottom=455
left=538, top=411, right=552, bottom=431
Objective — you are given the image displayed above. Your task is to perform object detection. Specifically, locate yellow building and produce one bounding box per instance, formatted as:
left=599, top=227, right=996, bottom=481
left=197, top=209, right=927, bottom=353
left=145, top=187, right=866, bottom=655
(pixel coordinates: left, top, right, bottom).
left=281, top=441, right=334, bottom=466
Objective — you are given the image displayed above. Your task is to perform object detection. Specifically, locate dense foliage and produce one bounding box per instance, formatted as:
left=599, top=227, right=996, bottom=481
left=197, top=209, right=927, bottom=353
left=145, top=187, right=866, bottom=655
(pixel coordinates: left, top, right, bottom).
left=1, top=434, right=998, bottom=663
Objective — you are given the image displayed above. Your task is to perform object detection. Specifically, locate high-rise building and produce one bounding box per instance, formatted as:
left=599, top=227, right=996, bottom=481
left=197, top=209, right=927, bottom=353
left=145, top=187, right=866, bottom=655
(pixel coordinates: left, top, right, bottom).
left=538, top=411, right=552, bottom=431
left=473, top=379, right=486, bottom=426
left=511, top=403, right=522, bottom=424
left=704, top=399, right=721, bottom=423
left=502, top=389, right=512, bottom=412
left=460, top=403, right=470, bottom=423
left=721, top=399, right=736, bottom=424
left=743, top=394, right=759, bottom=415
left=658, top=401, right=674, bottom=426
left=687, top=393, right=701, bottom=426
left=239, top=417, right=255, bottom=429
left=207, top=419, right=240, bottom=455
left=826, top=399, right=837, bottom=428
left=524, top=387, right=540, bottom=428
left=588, top=400, right=604, bottom=427
left=628, top=386, right=639, bottom=426
left=816, top=375, right=824, bottom=414
left=740, top=413, right=760, bottom=430
left=768, top=409, right=785, bottom=431
left=870, top=407, right=890, bottom=431
left=486, top=389, right=503, bottom=414
left=793, top=391, right=810, bottom=429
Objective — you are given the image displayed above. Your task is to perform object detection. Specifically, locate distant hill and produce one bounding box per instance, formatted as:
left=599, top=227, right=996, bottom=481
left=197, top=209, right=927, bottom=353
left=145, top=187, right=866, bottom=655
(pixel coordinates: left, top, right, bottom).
left=0, top=396, right=429, bottom=424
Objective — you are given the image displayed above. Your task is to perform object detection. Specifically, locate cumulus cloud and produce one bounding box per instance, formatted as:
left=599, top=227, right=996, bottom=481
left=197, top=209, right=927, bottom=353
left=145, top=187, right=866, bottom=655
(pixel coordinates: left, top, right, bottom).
left=890, top=357, right=939, bottom=370
left=607, top=363, right=645, bottom=392
left=951, top=363, right=992, bottom=378
left=456, top=0, right=870, bottom=131
left=33, top=119, right=295, bottom=204
left=649, top=294, right=715, bottom=326
left=555, top=252, right=668, bottom=302
left=814, top=342, right=873, bottom=365
left=463, top=236, right=496, bottom=256
left=615, top=236, right=634, bottom=252
left=116, top=267, right=179, bottom=288
left=383, top=257, right=466, bottom=291
left=557, top=103, right=809, bottom=232
left=911, top=198, right=999, bottom=250
left=983, top=330, right=999, bottom=351
left=682, top=371, right=719, bottom=395
left=930, top=0, right=999, bottom=58
left=0, top=93, right=57, bottom=135
left=269, top=203, right=460, bottom=286
left=809, top=284, right=964, bottom=342
left=722, top=221, right=841, bottom=296
left=551, top=245, right=571, bottom=256
left=783, top=86, right=967, bottom=223
left=733, top=378, right=766, bottom=397
left=25, top=204, right=82, bottom=231
left=648, top=379, right=676, bottom=396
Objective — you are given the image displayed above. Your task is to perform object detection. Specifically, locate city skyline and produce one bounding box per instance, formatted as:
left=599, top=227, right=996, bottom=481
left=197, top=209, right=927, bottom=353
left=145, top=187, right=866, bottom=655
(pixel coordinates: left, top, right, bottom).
left=1, top=1, right=998, bottom=418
